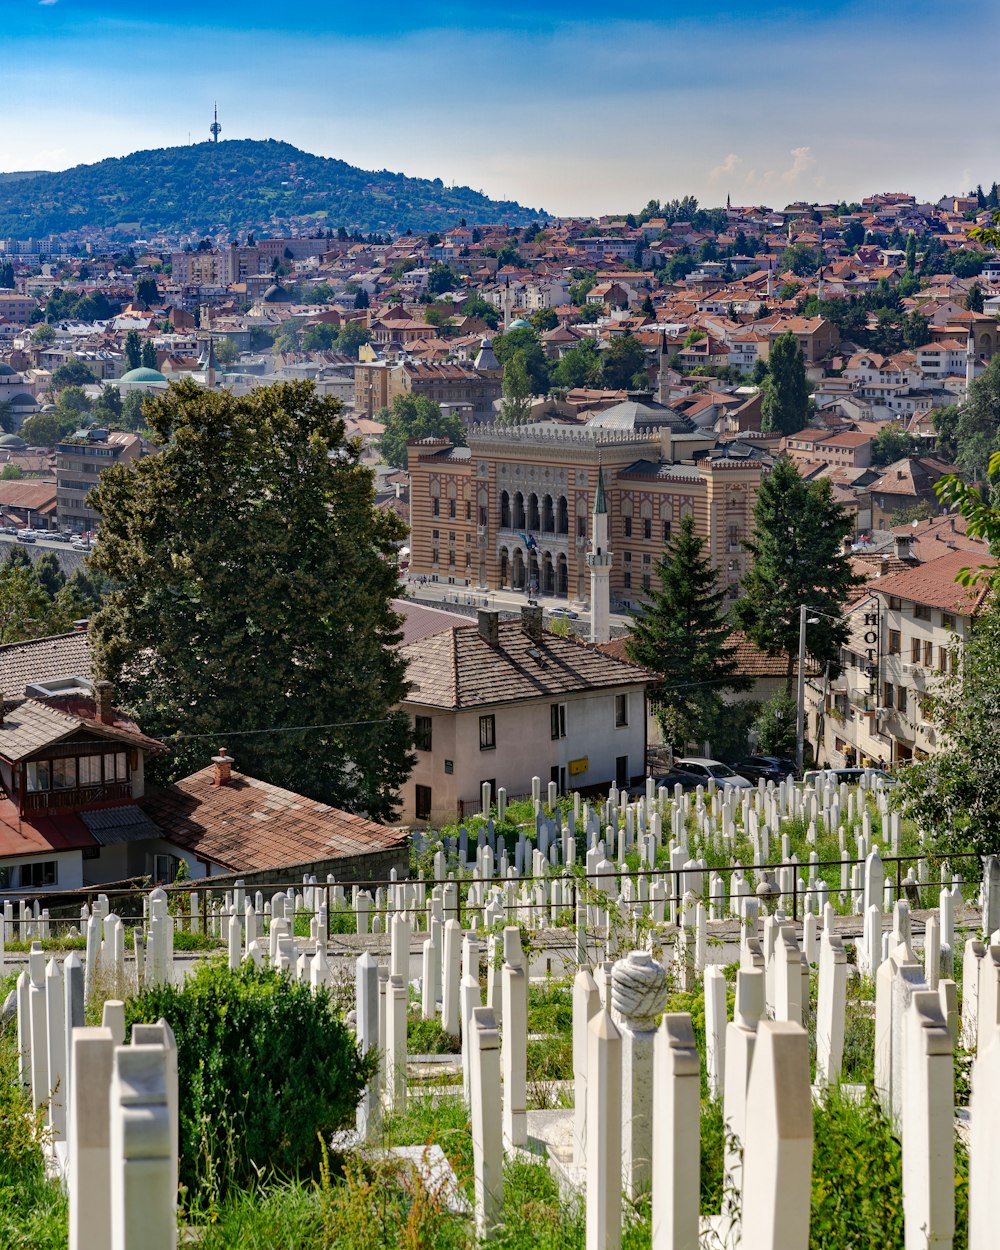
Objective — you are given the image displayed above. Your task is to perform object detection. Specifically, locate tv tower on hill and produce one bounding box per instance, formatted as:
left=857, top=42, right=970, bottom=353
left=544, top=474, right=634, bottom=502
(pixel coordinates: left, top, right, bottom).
left=210, top=103, right=222, bottom=143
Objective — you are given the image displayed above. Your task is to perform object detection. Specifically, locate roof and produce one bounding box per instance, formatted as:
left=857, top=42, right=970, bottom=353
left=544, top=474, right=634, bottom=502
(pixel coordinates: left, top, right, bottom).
left=0, top=796, right=96, bottom=859
left=0, top=630, right=93, bottom=696
left=871, top=549, right=995, bottom=615
left=391, top=598, right=471, bottom=646
left=594, top=630, right=820, bottom=679
left=0, top=696, right=163, bottom=763
left=139, top=768, right=408, bottom=873
left=586, top=397, right=699, bottom=435
left=119, top=366, right=166, bottom=383
left=403, top=619, right=652, bottom=711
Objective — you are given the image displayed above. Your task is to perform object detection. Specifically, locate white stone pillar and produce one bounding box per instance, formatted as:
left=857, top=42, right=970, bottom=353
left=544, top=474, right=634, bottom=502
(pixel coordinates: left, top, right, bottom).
left=421, top=936, right=438, bottom=1021
left=975, top=944, right=1000, bottom=1057
left=28, top=945, right=48, bottom=1112
left=501, top=926, right=527, bottom=1150
left=961, top=938, right=985, bottom=1050
left=63, top=951, right=84, bottom=1113
left=651, top=1013, right=700, bottom=1250
left=572, top=966, right=601, bottom=1168
left=390, top=913, right=411, bottom=981
left=102, top=999, right=126, bottom=1047
left=772, top=924, right=802, bottom=1025
left=385, top=973, right=407, bottom=1112
left=461, top=965, right=482, bottom=1107
left=469, top=1007, right=503, bottom=1240
left=441, top=919, right=462, bottom=1037
left=901, top=991, right=954, bottom=1250
left=924, top=915, right=941, bottom=991
left=355, top=952, right=380, bottom=1140
left=612, top=949, right=669, bottom=1199
left=16, top=970, right=30, bottom=1090
left=723, top=968, right=765, bottom=1202
left=740, top=1021, right=812, bottom=1250
left=704, top=965, right=727, bottom=1100
left=586, top=1009, right=622, bottom=1250
left=109, top=1041, right=176, bottom=1250
left=69, top=1026, right=114, bottom=1250
left=45, top=957, right=66, bottom=1141
left=969, top=1027, right=1000, bottom=1250
left=816, top=926, right=847, bottom=1087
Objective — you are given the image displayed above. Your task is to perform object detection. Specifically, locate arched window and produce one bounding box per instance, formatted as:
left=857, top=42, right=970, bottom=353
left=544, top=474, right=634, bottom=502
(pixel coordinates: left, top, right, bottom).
left=640, top=499, right=653, bottom=541
left=513, top=548, right=525, bottom=589
left=542, top=552, right=554, bottom=595
left=513, top=491, right=526, bottom=529
left=478, top=487, right=489, bottom=529
left=557, top=495, right=569, bottom=535
left=622, top=496, right=633, bottom=539
left=528, top=492, right=540, bottom=531
left=446, top=480, right=457, bottom=520
left=542, top=494, right=555, bottom=533
left=499, top=547, right=509, bottom=586
left=430, top=478, right=440, bottom=519
left=557, top=553, right=568, bottom=597
left=500, top=490, right=511, bottom=529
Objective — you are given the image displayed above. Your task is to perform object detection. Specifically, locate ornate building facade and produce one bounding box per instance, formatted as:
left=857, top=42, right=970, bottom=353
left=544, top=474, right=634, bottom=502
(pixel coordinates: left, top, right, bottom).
left=406, top=397, right=770, bottom=609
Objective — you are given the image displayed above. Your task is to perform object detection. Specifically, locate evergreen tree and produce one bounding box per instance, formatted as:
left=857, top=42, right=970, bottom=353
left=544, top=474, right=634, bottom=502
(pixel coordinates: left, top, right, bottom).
left=904, top=231, right=917, bottom=274
left=625, top=515, right=748, bottom=751
left=734, top=456, right=860, bottom=692
left=4, top=543, right=33, bottom=572
left=141, top=340, right=157, bottom=369
left=124, top=330, right=142, bottom=371
left=353, top=287, right=370, bottom=309
left=87, top=379, right=414, bottom=820
left=0, top=263, right=13, bottom=289
left=760, top=331, right=810, bottom=434
left=499, top=353, right=532, bottom=424
left=967, top=282, right=985, bottom=313
left=34, top=551, right=66, bottom=600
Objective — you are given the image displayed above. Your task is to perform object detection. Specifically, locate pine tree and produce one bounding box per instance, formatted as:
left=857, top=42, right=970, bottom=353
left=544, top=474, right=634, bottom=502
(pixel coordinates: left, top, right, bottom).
left=141, top=340, right=157, bottom=369
left=87, top=379, right=414, bottom=820
left=760, top=331, right=810, bottom=435
left=904, top=231, right=917, bottom=274
left=124, top=330, right=142, bottom=371
left=734, top=456, right=860, bottom=692
left=626, top=514, right=748, bottom=751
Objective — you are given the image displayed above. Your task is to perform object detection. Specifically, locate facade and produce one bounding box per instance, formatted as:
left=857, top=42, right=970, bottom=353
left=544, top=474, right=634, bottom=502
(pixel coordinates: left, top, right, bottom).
left=406, top=398, right=769, bottom=609
left=400, top=606, right=651, bottom=824
left=56, top=427, right=143, bottom=531
left=354, top=359, right=500, bottom=421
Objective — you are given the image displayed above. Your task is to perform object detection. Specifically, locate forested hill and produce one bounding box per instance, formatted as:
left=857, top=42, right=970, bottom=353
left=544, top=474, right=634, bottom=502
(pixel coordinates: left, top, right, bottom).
left=0, top=139, right=546, bottom=240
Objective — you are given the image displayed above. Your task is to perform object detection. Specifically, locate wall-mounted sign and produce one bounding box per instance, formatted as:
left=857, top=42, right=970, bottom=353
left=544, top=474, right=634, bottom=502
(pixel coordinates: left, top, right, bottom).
left=568, top=757, right=588, bottom=776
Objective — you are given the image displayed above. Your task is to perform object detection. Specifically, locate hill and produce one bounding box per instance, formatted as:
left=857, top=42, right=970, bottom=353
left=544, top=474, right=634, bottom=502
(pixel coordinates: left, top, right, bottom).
left=0, top=139, right=546, bottom=240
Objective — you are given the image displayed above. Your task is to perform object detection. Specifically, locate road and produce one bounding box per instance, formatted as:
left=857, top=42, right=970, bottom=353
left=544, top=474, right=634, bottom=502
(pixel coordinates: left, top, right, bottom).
left=400, top=575, right=634, bottom=635
left=0, top=533, right=90, bottom=574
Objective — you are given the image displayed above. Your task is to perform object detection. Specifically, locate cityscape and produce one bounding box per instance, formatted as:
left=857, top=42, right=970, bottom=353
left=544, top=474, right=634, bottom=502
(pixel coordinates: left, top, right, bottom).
left=1, top=4, right=999, bottom=1249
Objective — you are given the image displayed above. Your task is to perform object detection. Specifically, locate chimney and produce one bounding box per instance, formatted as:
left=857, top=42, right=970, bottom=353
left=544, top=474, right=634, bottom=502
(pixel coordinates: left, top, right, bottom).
left=212, top=747, right=233, bottom=787
left=521, top=604, right=543, bottom=641
left=94, top=680, right=115, bottom=725
left=841, top=536, right=853, bottom=556
left=894, top=533, right=912, bottom=561
left=478, top=609, right=500, bottom=648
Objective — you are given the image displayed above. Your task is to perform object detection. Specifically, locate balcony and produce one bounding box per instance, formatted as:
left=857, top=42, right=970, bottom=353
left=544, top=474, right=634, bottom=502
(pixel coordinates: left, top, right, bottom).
left=22, top=780, right=133, bottom=814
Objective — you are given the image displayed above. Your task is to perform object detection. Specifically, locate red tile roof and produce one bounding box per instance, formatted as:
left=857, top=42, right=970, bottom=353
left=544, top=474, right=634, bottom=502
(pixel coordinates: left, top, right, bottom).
left=871, top=549, right=995, bottom=615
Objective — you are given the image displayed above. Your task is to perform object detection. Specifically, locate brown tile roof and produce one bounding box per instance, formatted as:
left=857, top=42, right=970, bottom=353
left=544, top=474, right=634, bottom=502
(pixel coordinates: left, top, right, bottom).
left=140, top=768, right=408, bottom=873
left=595, top=630, right=819, bottom=679
left=0, top=696, right=164, bottom=763
left=0, top=795, right=96, bottom=860
left=0, top=630, right=92, bottom=696
left=392, top=598, right=471, bottom=646
left=403, top=621, right=652, bottom=711
left=870, top=549, right=995, bottom=615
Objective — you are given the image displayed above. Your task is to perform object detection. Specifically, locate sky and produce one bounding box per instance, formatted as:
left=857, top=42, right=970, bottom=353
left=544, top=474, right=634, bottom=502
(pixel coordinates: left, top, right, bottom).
left=1, top=0, right=996, bottom=218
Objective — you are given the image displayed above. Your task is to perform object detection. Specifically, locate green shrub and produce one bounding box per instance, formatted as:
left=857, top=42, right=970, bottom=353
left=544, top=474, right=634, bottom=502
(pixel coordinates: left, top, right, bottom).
left=407, top=1013, right=462, bottom=1055
left=124, top=960, right=375, bottom=1193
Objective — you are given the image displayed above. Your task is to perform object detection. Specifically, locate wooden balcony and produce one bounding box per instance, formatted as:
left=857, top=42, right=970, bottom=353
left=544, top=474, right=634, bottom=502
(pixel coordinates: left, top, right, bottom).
left=22, top=780, right=132, bottom=814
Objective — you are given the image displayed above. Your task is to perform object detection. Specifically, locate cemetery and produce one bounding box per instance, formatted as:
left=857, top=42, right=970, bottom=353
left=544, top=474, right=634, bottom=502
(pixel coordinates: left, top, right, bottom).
left=2, top=770, right=999, bottom=1248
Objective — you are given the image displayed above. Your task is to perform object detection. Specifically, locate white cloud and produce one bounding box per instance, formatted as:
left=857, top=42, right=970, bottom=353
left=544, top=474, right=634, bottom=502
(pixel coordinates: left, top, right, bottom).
left=781, top=145, right=815, bottom=185
left=38, top=1, right=58, bottom=7
left=709, top=153, right=742, bottom=182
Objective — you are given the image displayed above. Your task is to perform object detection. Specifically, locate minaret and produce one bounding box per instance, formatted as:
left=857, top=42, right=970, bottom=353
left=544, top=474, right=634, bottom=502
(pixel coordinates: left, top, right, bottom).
left=210, top=103, right=222, bottom=144
left=816, top=265, right=824, bottom=302
left=587, top=466, right=612, bottom=645
left=966, top=333, right=976, bottom=396
left=503, top=277, right=512, bottom=332
left=657, top=332, right=671, bottom=407
left=766, top=268, right=773, bottom=300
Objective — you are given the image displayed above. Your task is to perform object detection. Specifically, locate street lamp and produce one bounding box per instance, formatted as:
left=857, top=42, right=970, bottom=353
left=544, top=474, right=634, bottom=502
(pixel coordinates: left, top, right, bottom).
left=795, top=603, right=843, bottom=776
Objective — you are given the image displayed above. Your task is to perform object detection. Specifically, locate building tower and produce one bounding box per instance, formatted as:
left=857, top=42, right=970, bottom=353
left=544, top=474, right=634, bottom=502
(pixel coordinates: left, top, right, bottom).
left=657, top=331, right=672, bottom=407
left=210, top=104, right=222, bottom=144
left=587, top=467, right=612, bottom=645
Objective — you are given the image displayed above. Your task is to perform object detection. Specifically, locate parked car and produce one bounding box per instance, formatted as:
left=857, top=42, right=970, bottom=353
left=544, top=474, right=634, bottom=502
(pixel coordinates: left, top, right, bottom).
left=674, top=757, right=753, bottom=789
left=548, top=607, right=579, bottom=619
left=803, top=767, right=897, bottom=788
left=46, top=531, right=70, bottom=542
left=733, top=755, right=797, bottom=785
left=16, top=529, right=35, bottom=544
left=71, top=538, right=91, bottom=551
left=627, top=767, right=705, bottom=798
left=0, top=525, right=17, bottom=535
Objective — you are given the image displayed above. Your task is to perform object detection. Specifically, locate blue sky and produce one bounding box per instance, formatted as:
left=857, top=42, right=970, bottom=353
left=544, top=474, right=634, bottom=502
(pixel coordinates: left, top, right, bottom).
left=2, top=1, right=995, bottom=216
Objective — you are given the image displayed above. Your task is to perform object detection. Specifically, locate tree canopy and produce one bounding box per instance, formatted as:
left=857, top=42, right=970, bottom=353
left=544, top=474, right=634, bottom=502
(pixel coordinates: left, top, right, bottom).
left=378, top=394, right=465, bottom=469
left=734, top=455, right=860, bottom=691
left=87, top=380, right=414, bottom=820
left=760, top=332, right=810, bottom=435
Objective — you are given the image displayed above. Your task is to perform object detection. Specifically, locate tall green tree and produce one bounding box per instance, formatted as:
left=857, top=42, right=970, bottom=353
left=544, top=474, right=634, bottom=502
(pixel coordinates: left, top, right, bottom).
left=871, top=423, right=917, bottom=467
left=0, top=564, right=50, bottom=644
left=50, top=357, right=94, bottom=392
left=336, top=320, right=371, bottom=359
left=34, top=550, right=66, bottom=600
left=734, top=456, right=860, bottom=692
left=600, top=333, right=648, bottom=390
left=141, top=340, right=157, bottom=369
left=124, top=330, right=142, bottom=371
left=760, top=332, right=810, bottom=435
left=378, top=394, right=465, bottom=469
left=134, top=276, right=159, bottom=307
left=967, top=282, right=985, bottom=313
left=87, top=380, right=414, bottom=820
left=499, top=353, right=532, bottom=424
left=550, top=339, right=602, bottom=390
left=904, top=232, right=917, bottom=274
left=956, top=356, right=1000, bottom=482
left=626, top=514, right=748, bottom=751
left=493, top=327, right=550, bottom=394
left=0, top=262, right=14, bottom=289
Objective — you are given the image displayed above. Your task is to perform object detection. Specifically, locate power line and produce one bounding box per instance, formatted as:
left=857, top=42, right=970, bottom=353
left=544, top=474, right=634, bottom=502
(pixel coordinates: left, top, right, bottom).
left=171, top=718, right=396, bottom=742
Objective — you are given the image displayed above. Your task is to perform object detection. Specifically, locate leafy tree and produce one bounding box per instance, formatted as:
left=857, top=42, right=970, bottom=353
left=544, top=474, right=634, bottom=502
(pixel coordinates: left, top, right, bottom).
left=760, top=332, right=810, bottom=434
left=50, top=357, right=94, bottom=392
left=34, top=551, right=66, bottom=600
left=0, top=464, right=22, bottom=480
left=353, top=287, right=370, bottom=309
left=499, top=352, right=532, bottom=424
left=902, top=312, right=931, bottom=350
left=140, top=340, right=157, bottom=369
left=967, top=282, right=985, bottom=313
left=568, top=274, right=596, bottom=306
left=32, top=323, right=55, bottom=344
left=871, top=422, right=917, bottom=467
left=87, top=379, right=414, bottom=819
left=550, top=339, right=602, bottom=390
left=640, top=294, right=656, bottom=318
left=896, top=603, right=1000, bottom=860
left=933, top=404, right=960, bottom=459
left=493, top=326, right=549, bottom=394
left=118, top=391, right=148, bottom=433
left=301, top=323, right=339, bottom=352
left=427, top=263, right=458, bottom=296
left=601, top=332, right=648, bottom=390
left=734, top=455, right=860, bottom=692
left=890, top=500, right=936, bottom=526
left=782, top=243, right=820, bottom=277
left=336, top=320, right=371, bottom=359
left=54, top=386, right=92, bottom=425
left=0, top=564, right=50, bottom=644
left=378, top=394, right=465, bottom=469
left=0, top=262, right=13, bottom=289
left=134, top=276, right=159, bottom=307
left=625, top=514, right=748, bottom=751
left=61, top=566, right=106, bottom=612
left=530, top=307, right=558, bottom=332
left=778, top=281, right=800, bottom=302
left=753, top=691, right=797, bottom=758
left=842, top=221, right=865, bottom=250
left=904, top=232, right=917, bottom=275
left=20, top=408, right=78, bottom=446
left=124, top=330, right=142, bottom=371
left=460, top=294, right=499, bottom=330
left=3, top=543, right=32, bottom=571
left=956, top=356, right=1000, bottom=481
left=213, top=337, right=239, bottom=365
left=92, top=384, right=123, bottom=427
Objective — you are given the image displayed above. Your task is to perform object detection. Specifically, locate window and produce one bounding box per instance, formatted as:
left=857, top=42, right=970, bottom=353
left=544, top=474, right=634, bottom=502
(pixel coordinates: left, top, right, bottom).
left=577, top=515, right=587, bottom=539
left=888, top=630, right=901, bottom=656
left=642, top=574, right=651, bottom=591
left=78, top=756, right=101, bottom=786
left=52, top=758, right=76, bottom=790
left=623, top=570, right=632, bottom=589
left=20, top=860, right=57, bottom=888
left=415, top=785, right=432, bottom=820
left=615, top=694, right=629, bottom=727
left=414, top=715, right=433, bottom=751
left=432, top=498, right=440, bottom=517
left=115, top=752, right=127, bottom=781
left=624, top=516, right=632, bottom=538
left=550, top=702, right=566, bottom=740
left=937, top=646, right=948, bottom=674
left=913, top=603, right=930, bottom=621
left=942, top=613, right=955, bottom=631
left=465, top=501, right=471, bottom=521
left=643, top=518, right=652, bottom=540
left=0, top=866, right=9, bottom=888
left=884, top=682, right=894, bottom=709
left=662, top=520, right=671, bottom=542
left=479, top=714, right=496, bottom=751
left=897, top=686, right=908, bottom=714
left=26, top=761, right=50, bottom=792
left=923, top=641, right=933, bottom=667
left=616, top=754, right=630, bottom=788
left=911, top=638, right=921, bottom=664
left=888, top=596, right=902, bottom=610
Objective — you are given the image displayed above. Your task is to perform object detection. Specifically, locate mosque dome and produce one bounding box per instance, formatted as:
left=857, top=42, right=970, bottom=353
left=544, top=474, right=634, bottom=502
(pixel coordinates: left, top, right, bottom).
left=0, top=434, right=25, bottom=448
left=0, top=364, right=17, bottom=377
left=508, top=318, right=531, bottom=330
left=119, top=366, right=167, bottom=384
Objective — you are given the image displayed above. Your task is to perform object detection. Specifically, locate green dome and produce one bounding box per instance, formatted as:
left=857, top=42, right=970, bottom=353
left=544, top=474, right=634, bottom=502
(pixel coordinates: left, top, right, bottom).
left=0, top=434, right=25, bottom=448
left=0, top=364, right=17, bottom=377
left=508, top=318, right=531, bottom=330
left=119, top=366, right=167, bottom=384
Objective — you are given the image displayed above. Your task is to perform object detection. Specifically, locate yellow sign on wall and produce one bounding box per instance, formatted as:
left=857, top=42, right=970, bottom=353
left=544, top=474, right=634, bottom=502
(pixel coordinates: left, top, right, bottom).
left=568, top=757, right=588, bottom=776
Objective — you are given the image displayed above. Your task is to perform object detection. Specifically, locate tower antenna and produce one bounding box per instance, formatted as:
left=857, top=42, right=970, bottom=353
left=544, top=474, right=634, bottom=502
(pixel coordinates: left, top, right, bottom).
left=210, top=103, right=222, bottom=144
